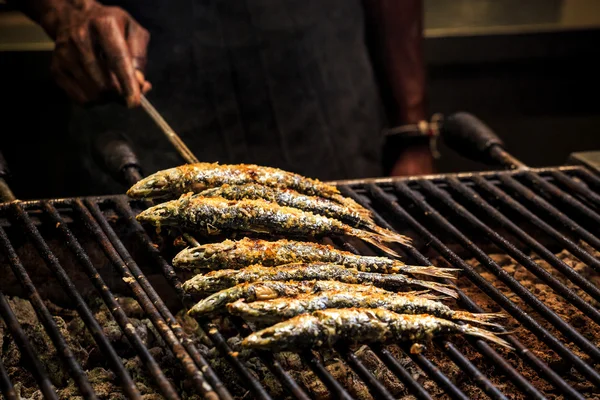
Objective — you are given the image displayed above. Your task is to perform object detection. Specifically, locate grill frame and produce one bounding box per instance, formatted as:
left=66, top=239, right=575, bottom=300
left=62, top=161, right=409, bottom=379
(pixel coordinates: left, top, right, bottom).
left=0, top=164, right=597, bottom=399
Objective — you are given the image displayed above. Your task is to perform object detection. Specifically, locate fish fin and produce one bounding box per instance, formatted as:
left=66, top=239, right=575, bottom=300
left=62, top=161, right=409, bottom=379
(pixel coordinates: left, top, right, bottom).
left=370, top=225, right=413, bottom=247
left=406, top=279, right=458, bottom=299
left=353, top=230, right=402, bottom=258
left=462, top=325, right=514, bottom=350
left=452, top=311, right=507, bottom=328
left=398, top=265, right=459, bottom=279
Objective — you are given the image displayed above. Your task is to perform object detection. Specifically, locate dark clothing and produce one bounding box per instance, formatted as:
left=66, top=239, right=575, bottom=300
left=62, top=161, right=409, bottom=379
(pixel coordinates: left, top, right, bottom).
left=71, top=0, right=387, bottom=194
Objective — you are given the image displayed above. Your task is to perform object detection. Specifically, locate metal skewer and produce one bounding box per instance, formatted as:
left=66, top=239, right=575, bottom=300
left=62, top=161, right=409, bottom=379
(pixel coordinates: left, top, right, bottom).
left=140, top=94, right=200, bottom=164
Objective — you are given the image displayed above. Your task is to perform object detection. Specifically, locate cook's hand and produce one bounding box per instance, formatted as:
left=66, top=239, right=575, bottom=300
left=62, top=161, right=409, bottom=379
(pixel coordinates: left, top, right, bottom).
left=45, top=0, right=150, bottom=107
left=389, top=144, right=435, bottom=176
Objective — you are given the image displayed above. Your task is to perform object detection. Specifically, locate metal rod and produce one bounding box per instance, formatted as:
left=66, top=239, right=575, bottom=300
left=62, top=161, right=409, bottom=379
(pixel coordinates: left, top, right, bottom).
left=140, top=95, right=200, bottom=164
left=75, top=199, right=225, bottom=400
left=359, top=184, right=588, bottom=399
left=337, top=186, right=550, bottom=400
left=13, top=202, right=151, bottom=399
left=0, top=221, right=100, bottom=400
left=0, top=358, right=17, bottom=400
left=438, top=341, right=509, bottom=400
left=371, top=346, right=433, bottom=400
left=549, top=171, right=600, bottom=208
left=43, top=202, right=181, bottom=400
left=404, top=348, right=470, bottom=400
left=471, top=175, right=600, bottom=274
left=336, top=346, right=396, bottom=400
left=0, top=291, right=57, bottom=400
left=522, top=171, right=600, bottom=229
left=498, top=175, right=600, bottom=252
left=574, top=168, right=600, bottom=192
left=418, top=179, right=600, bottom=327
left=449, top=176, right=600, bottom=303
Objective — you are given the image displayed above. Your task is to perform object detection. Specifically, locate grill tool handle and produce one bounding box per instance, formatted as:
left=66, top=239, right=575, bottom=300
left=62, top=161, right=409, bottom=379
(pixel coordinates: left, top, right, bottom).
left=0, top=150, right=16, bottom=202
left=441, top=112, right=526, bottom=169
left=92, top=133, right=143, bottom=186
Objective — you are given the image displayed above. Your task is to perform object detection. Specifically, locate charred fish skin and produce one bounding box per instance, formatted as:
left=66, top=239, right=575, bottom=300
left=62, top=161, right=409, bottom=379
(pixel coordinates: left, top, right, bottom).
left=198, top=184, right=371, bottom=226
left=242, top=308, right=512, bottom=351
left=181, top=263, right=456, bottom=298
left=126, top=163, right=358, bottom=208
left=173, top=238, right=453, bottom=278
left=137, top=197, right=403, bottom=256
left=188, top=280, right=401, bottom=317
left=228, top=290, right=503, bottom=327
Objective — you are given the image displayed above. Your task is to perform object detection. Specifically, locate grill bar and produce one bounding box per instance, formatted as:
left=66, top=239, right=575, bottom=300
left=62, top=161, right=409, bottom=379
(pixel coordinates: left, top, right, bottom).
left=549, top=170, right=600, bottom=207
left=574, top=167, right=600, bottom=191
left=439, top=341, right=508, bottom=400
left=338, top=186, right=549, bottom=400
left=75, top=199, right=225, bottom=400
left=447, top=177, right=600, bottom=301
left=404, top=350, right=470, bottom=400
left=371, top=346, right=432, bottom=400
left=391, top=181, right=600, bottom=384
left=9, top=203, right=141, bottom=399
left=0, top=290, right=58, bottom=400
left=418, top=179, right=600, bottom=326
left=337, top=347, right=396, bottom=400
left=498, top=175, right=600, bottom=252
left=42, top=202, right=181, bottom=400
left=471, top=175, right=600, bottom=274
left=521, top=172, right=600, bottom=227
left=359, top=183, right=587, bottom=399
left=0, top=356, right=16, bottom=400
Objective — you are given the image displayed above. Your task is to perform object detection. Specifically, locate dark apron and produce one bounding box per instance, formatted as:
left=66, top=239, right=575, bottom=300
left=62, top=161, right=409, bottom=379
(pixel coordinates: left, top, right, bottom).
left=70, top=0, right=387, bottom=194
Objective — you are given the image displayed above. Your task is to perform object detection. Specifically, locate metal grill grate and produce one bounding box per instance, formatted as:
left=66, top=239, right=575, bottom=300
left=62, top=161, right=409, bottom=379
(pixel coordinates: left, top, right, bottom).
left=0, top=164, right=599, bottom=399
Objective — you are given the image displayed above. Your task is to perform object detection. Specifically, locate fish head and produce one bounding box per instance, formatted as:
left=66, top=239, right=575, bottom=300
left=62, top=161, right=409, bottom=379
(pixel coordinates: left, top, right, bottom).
left=172, top=239, right=237, bottom=268
left=127, top=167, right=183, bottom=199
left=136, top=201, right=180, bottom=226
left=241, top=314, right=323, bottom=350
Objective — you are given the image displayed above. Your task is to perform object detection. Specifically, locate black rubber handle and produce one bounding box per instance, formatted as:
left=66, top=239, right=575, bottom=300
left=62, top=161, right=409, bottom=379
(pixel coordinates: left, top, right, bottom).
left=92, top=132, right=143, bottom=185
left=442, top=112, right=504, bottom=164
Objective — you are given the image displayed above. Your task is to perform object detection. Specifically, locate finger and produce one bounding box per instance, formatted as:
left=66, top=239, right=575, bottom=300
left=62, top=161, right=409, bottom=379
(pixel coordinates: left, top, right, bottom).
left=53, top=44, right=100, bottom=101
left=134, top=70, right=152, bottom=94
left=53, top=68, right=89, bottom=104
left=126, top=21, right=150, bottom=71
left=94, top=17, right=140, bottom=107
left=71, top=26, right=112, bottom=93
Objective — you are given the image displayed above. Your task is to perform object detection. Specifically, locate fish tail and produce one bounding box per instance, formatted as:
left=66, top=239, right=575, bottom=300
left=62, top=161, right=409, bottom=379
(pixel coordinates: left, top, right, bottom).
left=399, top=290, right=448, bottom=301
left=370, top=225, right=412, bottom=247
left=397, top=265, right=459, bottom=279
left=453, top=311, right=507, bottom=328
left=406, top=278, right=458, bottom=299
left=354, top=230, right=402, bottom=258
left=462, top=325, right=514, bottom=350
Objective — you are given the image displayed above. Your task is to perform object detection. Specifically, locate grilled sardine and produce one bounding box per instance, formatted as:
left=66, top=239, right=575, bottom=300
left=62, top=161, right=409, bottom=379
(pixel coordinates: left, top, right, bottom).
left=127, top=162, right=365, bottom=212
left=242, top=308, right=512, bottom=351
left=181, top=263, right=457, bottom=298
left=173, top=238, right=453, bottom=278
left=228, top=290, right=504, bottom=327
left=137, top=196, right=406, bottom=256
left=188, top=280, right=442, bottom=318
left=196, top=184, right=406, bottom=243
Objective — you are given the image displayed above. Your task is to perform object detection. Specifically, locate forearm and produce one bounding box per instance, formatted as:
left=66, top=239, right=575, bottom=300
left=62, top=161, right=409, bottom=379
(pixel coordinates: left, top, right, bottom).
left=364, top=0, right=426, bottom=124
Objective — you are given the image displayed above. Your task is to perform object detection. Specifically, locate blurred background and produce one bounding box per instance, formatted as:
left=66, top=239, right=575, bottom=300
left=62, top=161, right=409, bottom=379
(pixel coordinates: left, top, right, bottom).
left=0, top=0, right=599, bottom=198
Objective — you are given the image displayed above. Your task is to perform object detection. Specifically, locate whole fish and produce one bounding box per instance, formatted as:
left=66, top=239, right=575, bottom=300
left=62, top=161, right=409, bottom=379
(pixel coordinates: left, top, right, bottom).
left=173, top=238, right=453, bottom=278
left=188, top=280, right=442, bottom=318
left=196, top=184, right=403, bottom=242
left=228, top=290, right=504, bottom=327
left=241, top=308, right=512, bottom=351
left=181, top=263, right=457, bottom=298
left=137, top=196, right=404, bottom=256
left=126, top=162, right=365, bottom=212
